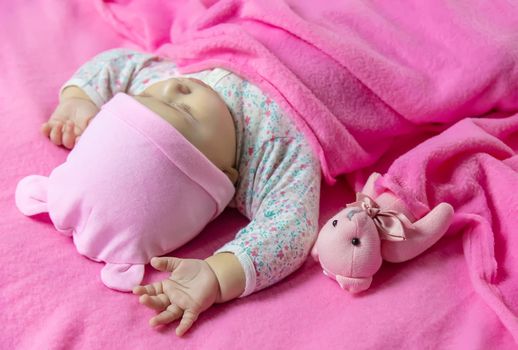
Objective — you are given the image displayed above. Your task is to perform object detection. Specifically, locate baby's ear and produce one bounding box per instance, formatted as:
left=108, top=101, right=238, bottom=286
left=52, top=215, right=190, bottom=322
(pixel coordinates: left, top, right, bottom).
left=223, top=167, right=239, bottom=185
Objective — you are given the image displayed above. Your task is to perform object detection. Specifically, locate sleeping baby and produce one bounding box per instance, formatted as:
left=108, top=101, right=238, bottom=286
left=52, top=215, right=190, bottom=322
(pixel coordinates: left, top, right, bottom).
left=21, top=48, right=321, bottom=336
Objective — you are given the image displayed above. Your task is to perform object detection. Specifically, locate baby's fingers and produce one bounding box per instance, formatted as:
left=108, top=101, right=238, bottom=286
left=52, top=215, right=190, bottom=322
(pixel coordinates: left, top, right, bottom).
left=133, top=281, right=164, bottom=296
left=41, top=120, right=59, bottom=139
left=48, top=121, right=64, bottom=146
left=150, top=304, right=184, bottom=327
left=41, top=122, right=52, bottom=138
left=176, top=309, right=199, bottom=337
left=62, top=121, right=77, bottom=149
left=139, top=294, right=170, bottom=311
left=150, top=257, right=182, bottom=273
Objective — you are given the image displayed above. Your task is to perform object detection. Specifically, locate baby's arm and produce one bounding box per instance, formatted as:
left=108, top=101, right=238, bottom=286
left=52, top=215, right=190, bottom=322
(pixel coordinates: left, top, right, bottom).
left=59, top=48, right=162, bottom=107
left=133, top=137, right=319, bottom=335
left=216, top=137, right=321, bottom=295
left=43, top=48, right=162, bottom=148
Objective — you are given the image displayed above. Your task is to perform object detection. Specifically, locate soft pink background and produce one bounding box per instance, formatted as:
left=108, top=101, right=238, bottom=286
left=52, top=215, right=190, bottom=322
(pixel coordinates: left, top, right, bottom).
left=1, top=1, right=515, bottom=349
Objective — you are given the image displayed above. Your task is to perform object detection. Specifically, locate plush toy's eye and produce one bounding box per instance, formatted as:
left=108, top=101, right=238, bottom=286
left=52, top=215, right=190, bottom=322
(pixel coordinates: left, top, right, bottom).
left=332, top=219, right=338, bottom=227
left=351, top=238, right=360, bottom=246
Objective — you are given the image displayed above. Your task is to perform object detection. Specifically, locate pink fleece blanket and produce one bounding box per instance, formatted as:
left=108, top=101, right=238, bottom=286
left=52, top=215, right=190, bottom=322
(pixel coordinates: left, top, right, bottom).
left=97, top=0, right=518, bottom=183
left=2, top=0, right=518, bottom=349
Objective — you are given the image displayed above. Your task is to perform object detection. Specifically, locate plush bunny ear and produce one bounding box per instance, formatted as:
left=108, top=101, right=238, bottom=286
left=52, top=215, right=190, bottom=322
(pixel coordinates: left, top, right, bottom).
left=381, top=203, right=454, bottom=263
left=361, top=172, right=382, bottom=197
left=101, top=263, right=145, bottom=292
left=15, top=175, right=50, bottom=216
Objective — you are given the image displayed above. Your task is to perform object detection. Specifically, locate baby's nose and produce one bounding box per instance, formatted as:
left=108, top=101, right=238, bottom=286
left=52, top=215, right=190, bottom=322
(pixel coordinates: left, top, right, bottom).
left=165, top=78, right=191, bottom=96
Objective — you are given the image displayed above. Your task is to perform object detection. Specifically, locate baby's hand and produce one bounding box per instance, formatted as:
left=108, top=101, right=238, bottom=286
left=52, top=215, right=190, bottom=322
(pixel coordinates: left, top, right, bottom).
left=133, top=257, right=220, bottom=336
left=41, top=97, right=99, bottom=149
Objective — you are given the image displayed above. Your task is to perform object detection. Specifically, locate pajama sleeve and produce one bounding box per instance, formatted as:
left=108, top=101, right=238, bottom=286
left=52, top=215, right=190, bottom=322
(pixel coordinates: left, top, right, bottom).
left=215, top=136, right=321, bottom=296
left=60, top=48, right=178, bottom=107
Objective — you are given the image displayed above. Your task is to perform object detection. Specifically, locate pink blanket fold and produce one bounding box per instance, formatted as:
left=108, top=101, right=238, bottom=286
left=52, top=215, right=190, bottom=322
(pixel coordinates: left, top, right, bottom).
left=379, top=114, right=518, bottom=340
left=95, top=0, right=518, bottom=343
left=97, top=0, right=518, bottom=183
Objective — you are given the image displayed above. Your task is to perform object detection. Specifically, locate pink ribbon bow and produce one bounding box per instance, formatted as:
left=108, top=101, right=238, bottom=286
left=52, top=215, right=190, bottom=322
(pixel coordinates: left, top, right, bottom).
left=346, top=193, right=413, bottom=241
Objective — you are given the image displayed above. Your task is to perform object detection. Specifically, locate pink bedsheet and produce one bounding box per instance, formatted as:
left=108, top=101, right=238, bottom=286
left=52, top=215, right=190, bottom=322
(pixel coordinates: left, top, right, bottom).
left=1, top=1, right=517, bottom=349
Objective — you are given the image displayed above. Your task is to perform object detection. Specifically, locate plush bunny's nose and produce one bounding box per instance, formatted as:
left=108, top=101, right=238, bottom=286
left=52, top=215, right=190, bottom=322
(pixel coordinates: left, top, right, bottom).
left=335, top=275, right=373, bottom=293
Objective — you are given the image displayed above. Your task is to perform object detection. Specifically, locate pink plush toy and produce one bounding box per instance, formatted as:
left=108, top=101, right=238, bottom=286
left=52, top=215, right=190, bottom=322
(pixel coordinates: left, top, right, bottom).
left=311, top=172, right=454, bottom=293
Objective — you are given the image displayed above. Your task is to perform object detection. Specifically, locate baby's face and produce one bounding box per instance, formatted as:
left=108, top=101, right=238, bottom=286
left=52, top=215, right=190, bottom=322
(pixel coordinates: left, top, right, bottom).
left=133, top=78, right=236, bottom=177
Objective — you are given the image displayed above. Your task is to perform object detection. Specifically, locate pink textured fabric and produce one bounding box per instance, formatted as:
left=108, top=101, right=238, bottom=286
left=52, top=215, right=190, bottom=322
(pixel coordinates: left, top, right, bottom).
left=96, top=0, right=518, bottom=184
left=377, top=116, right=518, bottom=341
left=95, top=0, right=518, bottom=344
left=15, top=93, right=235, bottom=291
left=2, top=1, right=518, bottom=349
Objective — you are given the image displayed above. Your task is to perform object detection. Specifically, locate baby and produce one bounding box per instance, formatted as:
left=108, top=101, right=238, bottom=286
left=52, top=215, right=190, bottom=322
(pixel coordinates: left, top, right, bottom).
left=42, top=48, right=321, bottom=336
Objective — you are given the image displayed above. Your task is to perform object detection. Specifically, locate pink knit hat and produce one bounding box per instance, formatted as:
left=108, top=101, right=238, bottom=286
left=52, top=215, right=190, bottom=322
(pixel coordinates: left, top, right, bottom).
left=15, top=93, right=235, bottom=291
